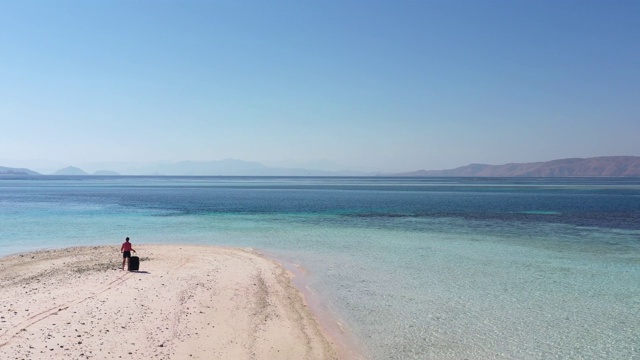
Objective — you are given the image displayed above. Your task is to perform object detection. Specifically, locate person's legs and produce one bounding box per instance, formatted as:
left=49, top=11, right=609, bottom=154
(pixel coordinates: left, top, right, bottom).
left=122, top=251, right=131, bottom=270
left=122, top=251, right=130, bottom=270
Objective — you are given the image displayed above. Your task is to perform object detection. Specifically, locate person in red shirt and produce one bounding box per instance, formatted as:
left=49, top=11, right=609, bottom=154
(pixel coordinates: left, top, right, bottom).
left=121, top=237, right=136, bottom=271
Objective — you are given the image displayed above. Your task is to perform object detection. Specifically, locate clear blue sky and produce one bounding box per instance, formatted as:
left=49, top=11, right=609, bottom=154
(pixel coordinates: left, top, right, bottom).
left=1, top=0, right=639, bottom=172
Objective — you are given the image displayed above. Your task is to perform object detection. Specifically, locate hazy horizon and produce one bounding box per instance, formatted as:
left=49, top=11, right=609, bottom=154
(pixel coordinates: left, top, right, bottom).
left=4, top=155, right=640, bottom=177
left=1, top=157, right=383, bottom=175
left=2, top=1, right=639, bottom=172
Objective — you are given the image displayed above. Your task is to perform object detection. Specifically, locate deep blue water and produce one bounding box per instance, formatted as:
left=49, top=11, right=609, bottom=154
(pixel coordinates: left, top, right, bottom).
left=1, top=176, right=639, bottom=359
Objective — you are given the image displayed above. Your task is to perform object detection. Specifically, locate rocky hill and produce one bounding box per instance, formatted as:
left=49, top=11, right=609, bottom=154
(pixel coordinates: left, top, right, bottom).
left=396, top=156, right=640, bottom=177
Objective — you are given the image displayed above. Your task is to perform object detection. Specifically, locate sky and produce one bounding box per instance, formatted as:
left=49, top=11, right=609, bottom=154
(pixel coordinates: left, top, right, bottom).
left=1, top=0, right=639, bottom=173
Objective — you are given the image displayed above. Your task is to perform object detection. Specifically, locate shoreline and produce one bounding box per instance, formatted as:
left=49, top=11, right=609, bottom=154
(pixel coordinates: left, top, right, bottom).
left=264, top=250, right=369, bottom=360
left=0, top=244, right=350, bottom=359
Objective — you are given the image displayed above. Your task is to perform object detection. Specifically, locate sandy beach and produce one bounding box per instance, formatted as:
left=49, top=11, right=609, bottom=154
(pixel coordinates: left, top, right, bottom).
left=0, top=245, right=340, bottom=359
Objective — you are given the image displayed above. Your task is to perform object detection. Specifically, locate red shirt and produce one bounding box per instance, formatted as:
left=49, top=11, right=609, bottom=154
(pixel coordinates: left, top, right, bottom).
left=121, top=242, right=133, bottom=252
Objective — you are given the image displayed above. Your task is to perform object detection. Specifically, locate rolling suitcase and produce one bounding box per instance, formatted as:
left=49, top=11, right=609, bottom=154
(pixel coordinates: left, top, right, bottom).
left=128, top=255, right=140, bottom=271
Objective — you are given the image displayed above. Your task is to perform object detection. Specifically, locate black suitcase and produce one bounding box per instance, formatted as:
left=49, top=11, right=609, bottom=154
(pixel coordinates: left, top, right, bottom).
left=128, top=256, right=140, bottom=271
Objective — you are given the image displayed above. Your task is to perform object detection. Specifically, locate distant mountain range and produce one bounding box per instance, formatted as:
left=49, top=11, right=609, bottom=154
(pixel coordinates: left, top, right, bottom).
left=394, top=156, right=640, bottom=177
left=0, top=166, right=121, bottom=176
left=0, top=159, right=369, bottom=176
left=51, top=166, right=121, bottom=176
left=2, top=156, right=640, bottom=177
left=89, top=159, right=370, bottom=176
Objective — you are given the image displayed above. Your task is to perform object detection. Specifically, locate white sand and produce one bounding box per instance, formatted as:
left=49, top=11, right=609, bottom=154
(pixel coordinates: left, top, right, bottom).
left=0, top=245, right=341, bottom=359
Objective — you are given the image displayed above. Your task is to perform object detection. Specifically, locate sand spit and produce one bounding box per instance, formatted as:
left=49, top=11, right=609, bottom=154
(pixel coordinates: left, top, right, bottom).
left=0, top=245, right=339, bottom=359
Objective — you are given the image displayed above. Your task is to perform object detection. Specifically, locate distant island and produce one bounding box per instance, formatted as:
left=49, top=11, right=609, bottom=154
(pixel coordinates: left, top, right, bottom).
left=2, top=156, right=640, bottom=177
left=0, top=166, right=40, bottom=175
left=53, top=166, right=88, bottom=175
left=50, top=167, right=121, bottom=176
left=93, top=170, right=121, bottom=176
left=394, top=156, right=640, bottom=177
left=0, top=166, right=120, bottom=176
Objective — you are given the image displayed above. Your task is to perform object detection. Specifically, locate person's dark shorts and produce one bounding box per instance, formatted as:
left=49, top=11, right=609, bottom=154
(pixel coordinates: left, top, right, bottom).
left=123, top=251, right=131, bottom=259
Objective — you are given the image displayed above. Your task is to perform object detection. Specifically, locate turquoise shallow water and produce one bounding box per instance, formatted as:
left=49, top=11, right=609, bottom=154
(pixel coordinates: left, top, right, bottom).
left=1, top=176, right=639, bottom=359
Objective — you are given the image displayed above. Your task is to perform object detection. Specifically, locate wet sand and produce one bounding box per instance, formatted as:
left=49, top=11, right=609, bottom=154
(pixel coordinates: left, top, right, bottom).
left=0, top=245, right=339, bottom=359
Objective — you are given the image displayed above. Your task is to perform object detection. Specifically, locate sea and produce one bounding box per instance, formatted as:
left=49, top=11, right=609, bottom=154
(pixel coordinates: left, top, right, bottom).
left=0, top=176, right=639, bottom=359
